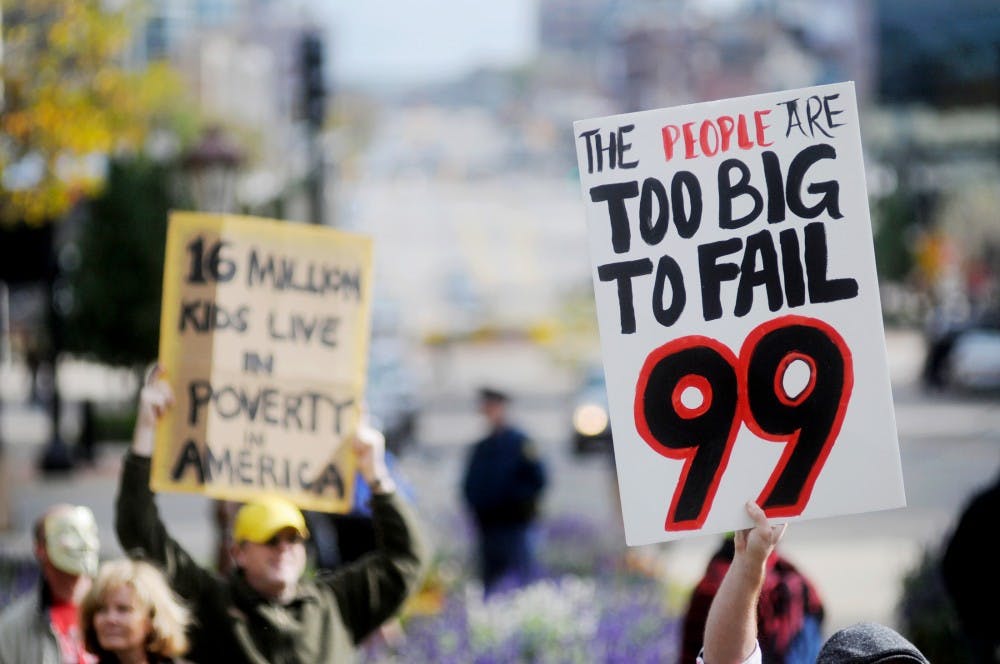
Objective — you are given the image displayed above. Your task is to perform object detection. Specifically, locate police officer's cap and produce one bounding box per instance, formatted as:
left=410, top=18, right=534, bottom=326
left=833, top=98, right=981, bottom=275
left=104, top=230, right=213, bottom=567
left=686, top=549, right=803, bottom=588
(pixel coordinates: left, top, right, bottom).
left=478, top=386, right=510, bottom=403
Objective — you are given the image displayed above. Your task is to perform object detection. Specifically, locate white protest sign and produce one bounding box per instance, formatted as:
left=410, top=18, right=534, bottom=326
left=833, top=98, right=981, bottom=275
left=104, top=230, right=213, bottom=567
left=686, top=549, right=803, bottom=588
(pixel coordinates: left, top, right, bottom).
left=574, top=82, right=905, bottom=546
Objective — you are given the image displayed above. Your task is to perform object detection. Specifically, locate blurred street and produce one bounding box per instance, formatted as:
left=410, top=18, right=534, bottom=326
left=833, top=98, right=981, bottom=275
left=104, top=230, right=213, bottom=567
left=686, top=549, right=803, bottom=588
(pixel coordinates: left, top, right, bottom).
left=2, top=1, right=998, bottom=658
left=2, top=326, right=998, bottom=638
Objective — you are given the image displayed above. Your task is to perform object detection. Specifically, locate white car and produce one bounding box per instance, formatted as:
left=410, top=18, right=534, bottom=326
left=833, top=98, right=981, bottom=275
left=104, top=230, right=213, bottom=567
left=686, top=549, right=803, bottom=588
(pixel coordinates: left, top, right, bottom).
left=948, top=328, right=1000, bottom=391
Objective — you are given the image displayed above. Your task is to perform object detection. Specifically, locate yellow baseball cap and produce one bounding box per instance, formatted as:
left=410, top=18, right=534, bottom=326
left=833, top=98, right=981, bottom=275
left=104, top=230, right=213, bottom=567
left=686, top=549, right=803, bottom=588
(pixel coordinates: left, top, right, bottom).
left=232, top=496, right=309, bottom=544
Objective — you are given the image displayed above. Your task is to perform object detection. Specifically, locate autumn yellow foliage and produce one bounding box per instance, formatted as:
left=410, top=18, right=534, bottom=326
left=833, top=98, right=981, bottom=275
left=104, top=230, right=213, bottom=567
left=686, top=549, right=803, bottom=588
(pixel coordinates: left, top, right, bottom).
left=1, top=0, right=188, bottom=225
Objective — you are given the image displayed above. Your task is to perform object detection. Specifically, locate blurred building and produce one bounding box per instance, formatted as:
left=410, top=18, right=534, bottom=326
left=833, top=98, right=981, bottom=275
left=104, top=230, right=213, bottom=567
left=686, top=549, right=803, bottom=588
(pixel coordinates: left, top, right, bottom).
left=537, top=0, right=876, bottom=112
left=877, top=0, right=999, bottom=107
left=132, top=0, right=327, bottom=220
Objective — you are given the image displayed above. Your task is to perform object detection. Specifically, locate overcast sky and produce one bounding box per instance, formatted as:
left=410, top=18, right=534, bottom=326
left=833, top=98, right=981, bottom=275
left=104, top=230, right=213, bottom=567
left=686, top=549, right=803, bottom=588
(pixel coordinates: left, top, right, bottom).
left=313, top=0, right=768, bottom=89
left=319, top=1, right=539, bottom=88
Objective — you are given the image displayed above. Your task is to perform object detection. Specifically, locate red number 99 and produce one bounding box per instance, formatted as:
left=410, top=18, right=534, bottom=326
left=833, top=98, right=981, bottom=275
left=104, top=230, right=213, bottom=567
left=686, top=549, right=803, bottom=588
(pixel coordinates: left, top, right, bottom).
left=634, top=315, right=853, bottom=531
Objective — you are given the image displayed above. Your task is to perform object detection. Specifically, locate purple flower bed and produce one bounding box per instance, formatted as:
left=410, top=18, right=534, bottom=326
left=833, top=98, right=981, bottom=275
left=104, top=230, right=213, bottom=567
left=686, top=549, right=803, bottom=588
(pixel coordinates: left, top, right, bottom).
left=363, top=514, right=681, bottom=662
left=365, top=574, right=679, bottom=663
left=0, top=554, right=39, bottom=608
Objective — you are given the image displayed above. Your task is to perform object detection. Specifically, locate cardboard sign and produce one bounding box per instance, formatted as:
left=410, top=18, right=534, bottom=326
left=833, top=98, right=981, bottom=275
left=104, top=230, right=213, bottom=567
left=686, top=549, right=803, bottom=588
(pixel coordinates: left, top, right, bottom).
left=574, top=82, right=905, bottom=545
left=152, top=212, right=373, bottom=513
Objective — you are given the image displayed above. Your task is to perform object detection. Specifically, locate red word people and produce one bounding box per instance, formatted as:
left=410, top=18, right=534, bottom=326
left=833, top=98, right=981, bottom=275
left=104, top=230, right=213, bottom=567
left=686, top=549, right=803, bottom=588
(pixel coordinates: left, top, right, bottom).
left=661, top=110, right=772, bottom=162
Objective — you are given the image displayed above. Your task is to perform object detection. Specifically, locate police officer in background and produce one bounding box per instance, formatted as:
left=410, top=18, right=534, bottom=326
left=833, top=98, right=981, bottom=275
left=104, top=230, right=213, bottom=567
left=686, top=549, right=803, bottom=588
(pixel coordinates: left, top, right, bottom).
left=462, top=387, right=548, bottom=596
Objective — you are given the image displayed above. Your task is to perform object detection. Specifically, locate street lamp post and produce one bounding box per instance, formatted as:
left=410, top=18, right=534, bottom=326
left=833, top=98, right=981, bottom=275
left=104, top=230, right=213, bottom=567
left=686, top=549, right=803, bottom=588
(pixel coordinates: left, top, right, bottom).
left=181, top=124, right=244, bottom=573
left=182, top=125, right=245, bottom=214
left=38, top=224, right=73, bottom=473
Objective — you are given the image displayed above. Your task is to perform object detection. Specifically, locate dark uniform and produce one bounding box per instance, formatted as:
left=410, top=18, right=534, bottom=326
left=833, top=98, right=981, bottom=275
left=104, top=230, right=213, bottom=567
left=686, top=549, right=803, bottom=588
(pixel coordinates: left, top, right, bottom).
left=462, top=424, right=547, bottom=594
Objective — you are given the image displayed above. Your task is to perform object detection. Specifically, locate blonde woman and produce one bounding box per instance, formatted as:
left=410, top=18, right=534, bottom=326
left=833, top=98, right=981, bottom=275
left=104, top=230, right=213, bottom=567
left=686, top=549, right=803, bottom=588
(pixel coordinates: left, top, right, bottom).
left=80, top=559, right=192, bottom=664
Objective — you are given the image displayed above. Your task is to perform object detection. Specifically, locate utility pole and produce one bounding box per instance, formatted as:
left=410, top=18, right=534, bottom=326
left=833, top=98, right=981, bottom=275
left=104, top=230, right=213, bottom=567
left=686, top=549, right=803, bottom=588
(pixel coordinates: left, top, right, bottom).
left=300, top=32, right=328, bottom=226
left=0, top=281, right=8, bottom=530
left=0, top=7, right=7, bottom=525
left=1, top=3, right=5, bottom=109
left=39, top=230, right=73, bottom=473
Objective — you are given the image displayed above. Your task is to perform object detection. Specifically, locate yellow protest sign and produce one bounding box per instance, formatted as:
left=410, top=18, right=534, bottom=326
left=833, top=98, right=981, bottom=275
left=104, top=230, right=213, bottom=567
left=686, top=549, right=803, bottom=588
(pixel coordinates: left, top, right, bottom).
left=152, top=211, right=373, bottom=513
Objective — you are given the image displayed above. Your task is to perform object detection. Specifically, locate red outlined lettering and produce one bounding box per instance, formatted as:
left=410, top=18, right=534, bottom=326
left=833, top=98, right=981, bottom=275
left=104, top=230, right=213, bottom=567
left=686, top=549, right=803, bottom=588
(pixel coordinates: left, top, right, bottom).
left=740, top=315, right=853, bottom=518
left=672, top=374, right=713, bottom=419
left=635, top=336, right=742, bottom=531
left=634, top=315, right=854, bottom=531
left=773, top=352, right=817, bottom=407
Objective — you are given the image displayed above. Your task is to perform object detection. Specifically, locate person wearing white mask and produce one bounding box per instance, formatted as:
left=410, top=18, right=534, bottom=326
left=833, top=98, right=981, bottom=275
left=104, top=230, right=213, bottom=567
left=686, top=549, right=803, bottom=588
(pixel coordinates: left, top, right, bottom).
left=0, top=504, right=101, bottom=664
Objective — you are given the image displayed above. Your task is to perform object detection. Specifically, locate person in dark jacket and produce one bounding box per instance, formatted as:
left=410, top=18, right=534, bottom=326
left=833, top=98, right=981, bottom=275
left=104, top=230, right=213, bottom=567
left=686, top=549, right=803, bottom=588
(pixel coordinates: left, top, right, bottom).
left=941, top=468, right=1000, bottom=664
left=679, top=535, right=824, bottom=664
left=115, top=368, right=428, bottom=664
left=462, top=387, right=548, bottom=595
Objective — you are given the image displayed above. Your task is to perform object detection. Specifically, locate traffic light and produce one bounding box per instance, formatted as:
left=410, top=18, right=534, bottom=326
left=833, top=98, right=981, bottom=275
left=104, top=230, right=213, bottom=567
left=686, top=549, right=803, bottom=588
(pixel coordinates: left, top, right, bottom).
left=300, top=32, right=326, bottom=129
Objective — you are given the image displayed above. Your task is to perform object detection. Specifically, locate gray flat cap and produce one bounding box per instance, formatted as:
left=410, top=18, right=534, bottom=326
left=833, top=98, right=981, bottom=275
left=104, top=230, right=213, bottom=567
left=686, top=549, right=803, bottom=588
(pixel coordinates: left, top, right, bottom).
left=817, top=622, right=930, bottom=663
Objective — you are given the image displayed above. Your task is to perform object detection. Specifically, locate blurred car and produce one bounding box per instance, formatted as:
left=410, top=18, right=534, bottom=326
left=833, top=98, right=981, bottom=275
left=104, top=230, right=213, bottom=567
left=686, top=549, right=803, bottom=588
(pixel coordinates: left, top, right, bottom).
left=945, top=328, right=1000, bottom=390
left=570, top=364, right=613, bottom=455
left=922, top=309, right=1000, bottom=391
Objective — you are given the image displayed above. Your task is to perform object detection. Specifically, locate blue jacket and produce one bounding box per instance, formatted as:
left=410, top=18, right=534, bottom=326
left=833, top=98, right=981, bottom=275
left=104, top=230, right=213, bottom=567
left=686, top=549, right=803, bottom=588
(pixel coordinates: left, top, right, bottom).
left=462, top=426, right=547, bottom=527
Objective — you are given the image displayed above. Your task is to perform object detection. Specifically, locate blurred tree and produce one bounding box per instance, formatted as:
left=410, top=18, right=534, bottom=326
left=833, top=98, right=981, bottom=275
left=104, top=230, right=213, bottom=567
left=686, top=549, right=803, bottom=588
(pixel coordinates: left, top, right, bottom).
left=872, top=191, right=919, bottom=283
left=0, top=0, right=187, bottom=226
left=63, top=156, right=174, bottom=372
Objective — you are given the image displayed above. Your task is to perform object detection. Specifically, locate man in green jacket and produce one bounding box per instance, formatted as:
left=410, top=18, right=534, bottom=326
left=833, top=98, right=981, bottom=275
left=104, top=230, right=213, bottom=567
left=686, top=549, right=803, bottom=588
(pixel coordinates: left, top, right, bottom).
left=116, top=370, right=428, bottom=663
